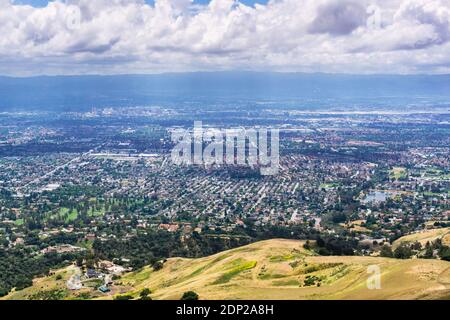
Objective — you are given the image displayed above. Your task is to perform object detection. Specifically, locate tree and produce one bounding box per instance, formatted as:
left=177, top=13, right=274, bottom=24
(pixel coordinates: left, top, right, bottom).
left=140, top=288, right=152, bottom=300
left=423, top=242, right=434, bottom=259
left=380, top=244, right=393, bottom=258
left=114, top=295, right=133, bottom=300
left=76, top=257, right=84, bottom=267
left=181, top=291, right=199, bottom=301
left=152, top=261, right=164, bottom=271
left=0, top=288, right=9, bottom=297
left=439, top=246, right=450, bottom=262
left=394, top=244, right=413, bottom=259
left=303, top=240, right=311, bottom=250
left=331, top=212, right=346, bottom=224
left=86, top=259, right=95, bottom=269
left=316, top=237, right=325, bottom=248
left=411, top=241, right=422, bottom=251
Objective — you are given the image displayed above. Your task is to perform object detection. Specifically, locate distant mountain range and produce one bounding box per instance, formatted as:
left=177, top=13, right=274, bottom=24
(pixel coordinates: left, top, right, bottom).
left=1, top=72, right=450, bottom=112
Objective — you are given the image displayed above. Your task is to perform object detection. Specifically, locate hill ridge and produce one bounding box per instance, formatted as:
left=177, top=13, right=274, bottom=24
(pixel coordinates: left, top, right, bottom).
left=3, top=239, right=450, bottom=300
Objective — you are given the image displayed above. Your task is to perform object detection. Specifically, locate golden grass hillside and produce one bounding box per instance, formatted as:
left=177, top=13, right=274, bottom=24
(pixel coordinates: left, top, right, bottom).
left=392, top=227, right=450, bottom=250
left=3, top=239, right=450, bottom=300
left=116, top=239, right=450, bottom=300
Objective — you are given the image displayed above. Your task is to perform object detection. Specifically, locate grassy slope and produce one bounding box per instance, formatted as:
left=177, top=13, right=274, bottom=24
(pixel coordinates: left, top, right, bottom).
left=3, top=265, right=80, bottom=300
left=392, top=227, right=450, bottom=250
left=117, top=239, right=450, bottom=300
left=3, top=239, right=450, bottom=300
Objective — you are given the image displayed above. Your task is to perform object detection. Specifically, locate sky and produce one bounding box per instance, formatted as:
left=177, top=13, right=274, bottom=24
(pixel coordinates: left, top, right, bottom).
left=17, top=1, right=268, bottom=7
left=1, top=0, right=450, bottom=76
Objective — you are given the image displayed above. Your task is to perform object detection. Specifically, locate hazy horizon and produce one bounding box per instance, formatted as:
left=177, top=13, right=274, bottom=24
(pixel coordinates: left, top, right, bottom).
left=1, top=72, right=450, bottom=112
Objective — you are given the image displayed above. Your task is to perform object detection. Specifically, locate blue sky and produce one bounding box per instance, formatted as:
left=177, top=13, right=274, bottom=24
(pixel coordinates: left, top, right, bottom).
left=18, top=0, right=269, bottom=7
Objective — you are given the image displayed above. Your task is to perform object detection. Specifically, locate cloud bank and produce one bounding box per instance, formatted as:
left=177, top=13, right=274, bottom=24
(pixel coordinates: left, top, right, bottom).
left=1, top=0, right=450, bottom=75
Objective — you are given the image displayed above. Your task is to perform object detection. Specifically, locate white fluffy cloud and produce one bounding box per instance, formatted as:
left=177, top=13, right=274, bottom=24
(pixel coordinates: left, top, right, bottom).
left=1, top=0, right=450, bottom=75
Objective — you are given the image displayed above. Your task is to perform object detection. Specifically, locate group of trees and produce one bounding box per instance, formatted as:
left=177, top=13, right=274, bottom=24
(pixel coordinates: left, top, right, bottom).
left=181, top=291, right=199, bottom=300
left=0, top=249, right=79, bottom=297
left=424, top=239, right=450, bottom=261
left=311, top=236, right=358, bottom=256
left=380, top=238, right=450, bottom=261
left=113, top=289, right=198, bottom=301
left=93, top=230, right=251, bottom=270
